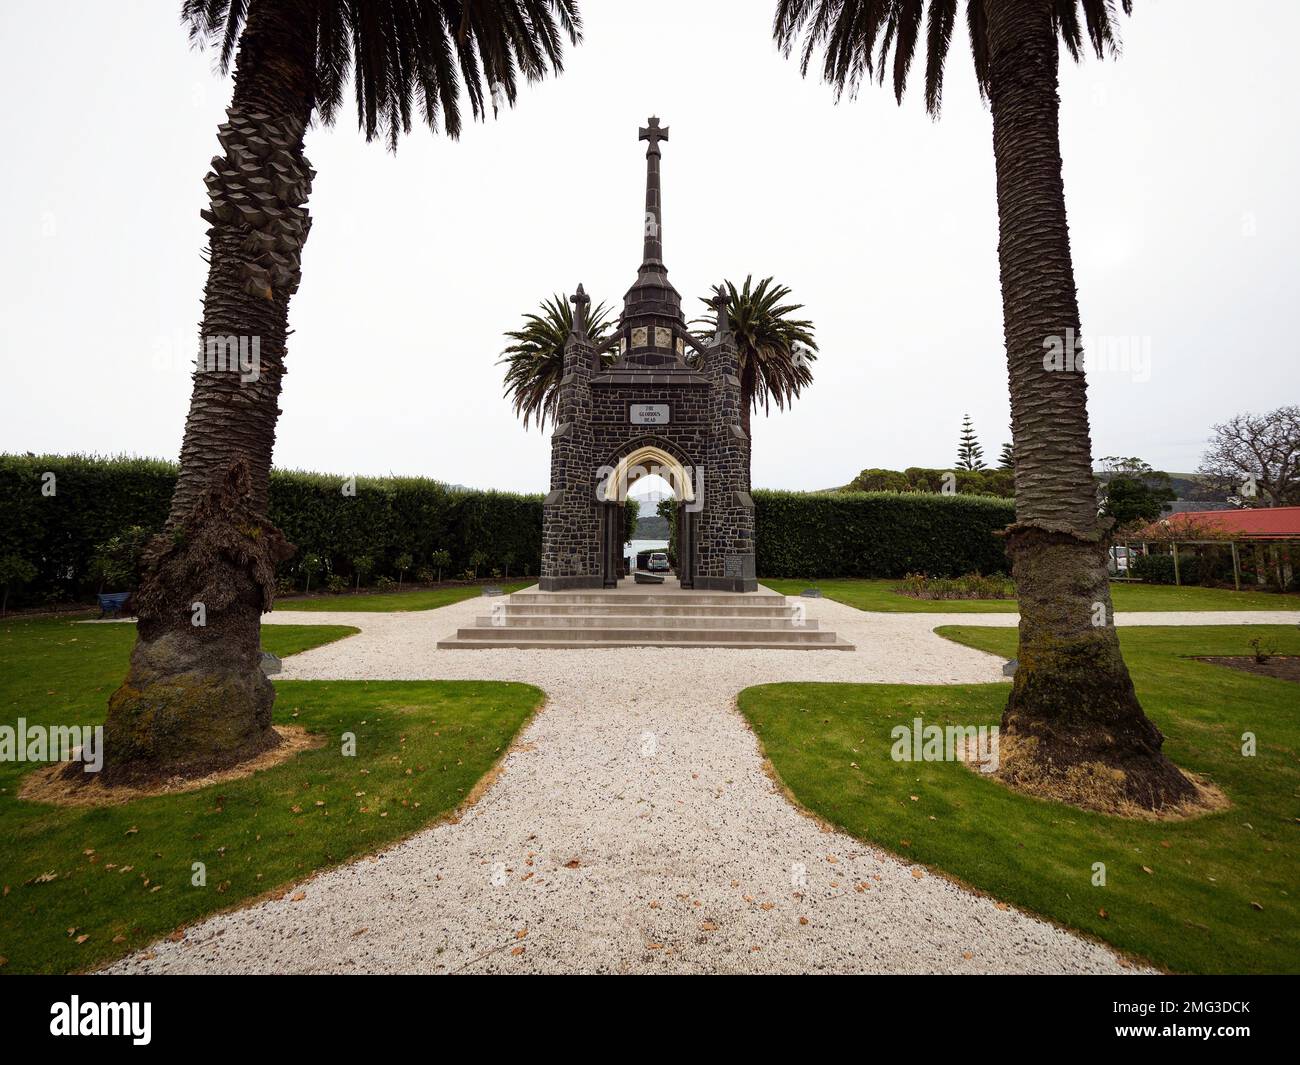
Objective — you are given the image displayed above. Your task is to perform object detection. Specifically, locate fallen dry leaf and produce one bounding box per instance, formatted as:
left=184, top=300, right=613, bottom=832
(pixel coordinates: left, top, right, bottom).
left=511, top=946, right=525, bottom=956
left=798, top=916, right=809, bottom=926
left=290, top=891, right=306, bottom=902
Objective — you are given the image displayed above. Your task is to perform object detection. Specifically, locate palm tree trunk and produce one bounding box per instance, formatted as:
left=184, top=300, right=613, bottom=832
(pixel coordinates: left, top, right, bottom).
left=984, top=0, right=1194, bottom=811
left=98, top=0, right=316, bottom=785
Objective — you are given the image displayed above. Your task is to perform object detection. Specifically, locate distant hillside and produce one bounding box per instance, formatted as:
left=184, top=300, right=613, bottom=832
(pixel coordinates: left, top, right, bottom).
left=634, top=514, right=670, bottom=540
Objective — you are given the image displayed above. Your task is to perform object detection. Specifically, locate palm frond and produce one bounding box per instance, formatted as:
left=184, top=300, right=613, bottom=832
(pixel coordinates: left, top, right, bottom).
left=691, top=275, right=819, bottom=418
left=181, top=0, right=581, bottom=149
left=497, top=293, right=614, bottom=431
left=774, top=0, right=1133, bottom=115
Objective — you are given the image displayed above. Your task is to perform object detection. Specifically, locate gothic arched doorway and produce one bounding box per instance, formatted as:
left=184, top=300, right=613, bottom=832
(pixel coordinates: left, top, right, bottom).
left=598, top=443, right=698, bottom=588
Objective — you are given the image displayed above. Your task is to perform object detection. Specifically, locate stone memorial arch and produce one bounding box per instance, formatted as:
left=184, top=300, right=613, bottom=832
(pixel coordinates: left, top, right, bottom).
left=540, top=117, right=756, bottom=592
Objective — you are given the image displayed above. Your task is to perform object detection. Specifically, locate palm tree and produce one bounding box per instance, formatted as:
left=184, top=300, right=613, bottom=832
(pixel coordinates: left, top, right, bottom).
left=499, top=294, right=615, bottom=430
left=691, top=275, right=818, bottom=468
left=774, top=0, right=1196, bottom=811
left=98, top=1, right=581, bottom=786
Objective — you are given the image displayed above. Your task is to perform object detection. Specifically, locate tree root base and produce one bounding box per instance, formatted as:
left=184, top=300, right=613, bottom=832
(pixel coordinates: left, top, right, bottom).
left=985, top=733, right=1227, bottom=820
left=29, top=726, right=321, bottom=806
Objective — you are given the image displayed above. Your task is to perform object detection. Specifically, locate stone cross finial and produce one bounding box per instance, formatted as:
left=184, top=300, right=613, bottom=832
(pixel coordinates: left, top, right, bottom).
left=570, top=283, right=590, bottom=338
left=638, top=115, right=669, bottom=155
left=639, top=116, right=669, bottom=266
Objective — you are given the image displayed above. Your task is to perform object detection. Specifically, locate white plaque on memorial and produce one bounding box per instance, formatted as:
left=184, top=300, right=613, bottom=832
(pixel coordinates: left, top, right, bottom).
left=629, top=403, right=670, bottom=425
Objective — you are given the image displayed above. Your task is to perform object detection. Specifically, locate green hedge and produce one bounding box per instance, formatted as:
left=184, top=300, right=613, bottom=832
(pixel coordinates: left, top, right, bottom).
left=753, top=489, right=1013, bottom=579
left=0, top=454, right=542, bottom=607
left=2, top=456, right=1014, bottom=605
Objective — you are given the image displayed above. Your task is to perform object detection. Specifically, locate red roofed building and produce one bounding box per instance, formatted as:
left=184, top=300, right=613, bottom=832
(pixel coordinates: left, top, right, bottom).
left=1136, top=507, right=1300, bottom=541
left=1127, top=508, right=1299, bottom=591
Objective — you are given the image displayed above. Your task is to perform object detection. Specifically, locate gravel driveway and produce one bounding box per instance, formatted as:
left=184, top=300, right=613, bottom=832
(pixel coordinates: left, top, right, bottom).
left=103, top=594, right=1297, bottom=974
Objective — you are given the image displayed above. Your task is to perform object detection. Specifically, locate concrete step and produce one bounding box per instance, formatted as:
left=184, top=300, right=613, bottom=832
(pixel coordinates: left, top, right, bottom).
left=436, top=635, right=855, bottom=651
left=508, top=591, right=788, bottom=608
left=472, top=613, right=821, bottom=630
left=440, top=586, right=852, bottom=651
left=490, top=602, right=798, bottom=618
left=446, top=625, right=842, bottom=645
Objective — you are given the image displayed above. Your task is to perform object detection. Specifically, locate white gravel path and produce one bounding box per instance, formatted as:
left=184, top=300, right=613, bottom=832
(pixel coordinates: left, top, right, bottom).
left=102, top=595, right=1298, bottom=975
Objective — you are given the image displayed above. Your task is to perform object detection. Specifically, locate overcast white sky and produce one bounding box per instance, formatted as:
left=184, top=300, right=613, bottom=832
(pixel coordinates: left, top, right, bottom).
left=2, top=1, right=1297, bottom=492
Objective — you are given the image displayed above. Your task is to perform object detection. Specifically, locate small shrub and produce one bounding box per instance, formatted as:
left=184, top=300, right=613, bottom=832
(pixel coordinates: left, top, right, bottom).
left=429, top=549, right=452, bottom=583
left=88, top=526, right=152, bottom=592
left=275, top=576, right=297, bottom=597
left=461, top=568, right=476, bottom=582
left=350, top=553, right=374, bottom=593
left=300, top=552, right=323, bottom=593
left=1248, top=636, right=1276, bottom=664
left=325, top=574, right=348, bottom=594
left=415, top=566, right=437, bottom=584
left=375, top=575, right=396, bottom=591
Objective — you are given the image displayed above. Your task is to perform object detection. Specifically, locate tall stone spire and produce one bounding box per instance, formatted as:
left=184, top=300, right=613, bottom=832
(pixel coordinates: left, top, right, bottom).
left=639, top=116, right=668, bottom=266
left=620, top=116, right=684, bottom=368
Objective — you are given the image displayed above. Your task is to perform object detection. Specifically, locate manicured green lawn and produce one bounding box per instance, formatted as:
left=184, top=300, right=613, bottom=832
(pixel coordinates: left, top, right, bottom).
left=0, top=617, right=543, bottom=973
left=275, top=580, right=532, bottom=612
left=761, top=577, right=1300, bottom=613
left=737, top=625, right=1300, bottom=974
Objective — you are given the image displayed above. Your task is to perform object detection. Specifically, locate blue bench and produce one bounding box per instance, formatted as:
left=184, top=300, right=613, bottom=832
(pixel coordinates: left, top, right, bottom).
left=97, top=592, right=130, bottom=618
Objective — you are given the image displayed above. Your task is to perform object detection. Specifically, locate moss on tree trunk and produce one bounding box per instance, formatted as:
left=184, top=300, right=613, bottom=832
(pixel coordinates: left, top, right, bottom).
left=97, top=463, right=294, bottom=785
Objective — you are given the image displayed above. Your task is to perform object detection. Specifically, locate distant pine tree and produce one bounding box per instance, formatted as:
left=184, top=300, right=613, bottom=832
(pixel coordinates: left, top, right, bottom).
left=998, top=430, right=1015, bottom=471
left=956, top=413, right=987, bottom=471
